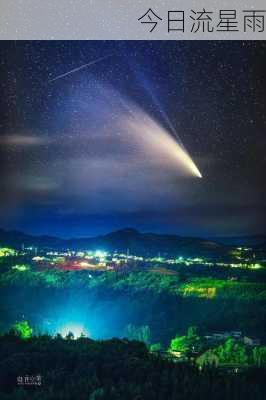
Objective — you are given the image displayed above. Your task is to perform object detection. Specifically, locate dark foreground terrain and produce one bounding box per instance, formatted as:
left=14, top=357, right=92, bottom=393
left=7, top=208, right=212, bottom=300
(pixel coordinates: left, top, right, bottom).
left=0, top=335, right=266, bottom=400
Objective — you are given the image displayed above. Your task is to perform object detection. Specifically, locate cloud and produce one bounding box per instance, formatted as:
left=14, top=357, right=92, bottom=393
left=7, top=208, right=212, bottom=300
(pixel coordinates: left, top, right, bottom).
left=0, top=133, right=49, bottom=147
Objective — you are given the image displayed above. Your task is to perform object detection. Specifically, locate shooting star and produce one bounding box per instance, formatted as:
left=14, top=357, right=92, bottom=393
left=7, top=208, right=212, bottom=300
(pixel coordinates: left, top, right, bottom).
left=49, top=55, right=112, bottom=83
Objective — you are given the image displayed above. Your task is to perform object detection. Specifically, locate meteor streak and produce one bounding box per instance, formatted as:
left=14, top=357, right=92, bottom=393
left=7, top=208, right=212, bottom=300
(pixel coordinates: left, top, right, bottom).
left=49, top=55, right=112, bottom=83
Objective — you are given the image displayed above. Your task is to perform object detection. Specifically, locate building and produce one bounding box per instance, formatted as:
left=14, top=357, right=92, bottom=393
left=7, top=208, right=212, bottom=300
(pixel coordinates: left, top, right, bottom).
left=230, top=331, right=242, bottom=338
left=243, top=336, right=260, bottom=346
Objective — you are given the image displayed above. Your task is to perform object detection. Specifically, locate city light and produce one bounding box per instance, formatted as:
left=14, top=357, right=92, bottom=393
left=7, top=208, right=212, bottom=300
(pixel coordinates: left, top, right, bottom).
left=12, top=265, right=29, bottom=272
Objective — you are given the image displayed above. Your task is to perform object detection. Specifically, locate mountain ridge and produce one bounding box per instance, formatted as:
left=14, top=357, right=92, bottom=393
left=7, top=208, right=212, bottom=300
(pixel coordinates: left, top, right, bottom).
left=0, top=227, right=265, bottom=257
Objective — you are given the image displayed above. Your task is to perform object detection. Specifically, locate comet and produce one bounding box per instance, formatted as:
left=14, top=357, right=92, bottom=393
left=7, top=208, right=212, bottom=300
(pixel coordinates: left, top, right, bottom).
left=131, top=68, right=202, bottom=177
left=124, top=103, right=202, bottom=179
left=175, top=146, right=202, bottom=178
left=48, top=60, right=202, bottom=178
left=48, top=54, right=112, bottom=83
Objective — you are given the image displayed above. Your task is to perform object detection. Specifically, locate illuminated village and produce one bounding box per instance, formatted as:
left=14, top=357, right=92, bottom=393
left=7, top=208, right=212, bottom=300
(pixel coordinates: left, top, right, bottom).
left=1, top=244, right=264, bottom=274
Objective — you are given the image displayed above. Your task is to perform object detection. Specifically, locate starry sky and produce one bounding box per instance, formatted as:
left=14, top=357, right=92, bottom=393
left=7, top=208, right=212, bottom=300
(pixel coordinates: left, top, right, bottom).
left=0, top=41, right=266, bottom=238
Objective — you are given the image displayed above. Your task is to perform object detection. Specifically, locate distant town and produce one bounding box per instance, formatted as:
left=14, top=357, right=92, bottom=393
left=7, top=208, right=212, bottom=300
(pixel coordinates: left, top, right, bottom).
left=1, top=243, right=265, bottom=274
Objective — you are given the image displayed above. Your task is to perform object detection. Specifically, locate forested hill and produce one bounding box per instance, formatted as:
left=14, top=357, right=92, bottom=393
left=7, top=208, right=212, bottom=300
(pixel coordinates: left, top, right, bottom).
left=0, top=335, right=266, bottom=400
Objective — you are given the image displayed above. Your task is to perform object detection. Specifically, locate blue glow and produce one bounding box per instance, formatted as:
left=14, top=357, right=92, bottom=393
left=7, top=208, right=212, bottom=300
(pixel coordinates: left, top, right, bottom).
left=58, top=323, right=89, bottom=339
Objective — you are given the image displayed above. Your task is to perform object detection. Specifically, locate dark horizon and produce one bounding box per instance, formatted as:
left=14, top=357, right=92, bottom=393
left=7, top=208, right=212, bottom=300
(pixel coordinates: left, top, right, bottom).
left=1, top=225, right=266, bottom=242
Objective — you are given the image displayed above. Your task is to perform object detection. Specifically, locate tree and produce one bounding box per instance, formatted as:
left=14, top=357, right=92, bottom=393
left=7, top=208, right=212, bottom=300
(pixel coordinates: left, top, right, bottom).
left=187, top=326, right=198, bottom=338
left=169, top=326, right=200, bottom=353
left=219, top=338, right=248, bottom=364
left=124, top=324, right=151, bottom=344
left=150, top=343, right=162, bottom=352
left=170, top=335, right=189, bottom=353
left=253, top=347, right=266, bottom=367
left=12, top=320, right=32, bottom=340
left=66, top=331, right=74, bottom=340
left=89, top=387, right=105, bottom=400
left=197, top=350, right=219, bottom=368
left=197, top=338, right=250, bottom=367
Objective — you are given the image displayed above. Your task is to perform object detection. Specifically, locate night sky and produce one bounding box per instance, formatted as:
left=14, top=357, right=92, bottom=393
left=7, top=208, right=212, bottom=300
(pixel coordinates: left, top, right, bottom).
left=0, top=41, right=266, bottom=238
